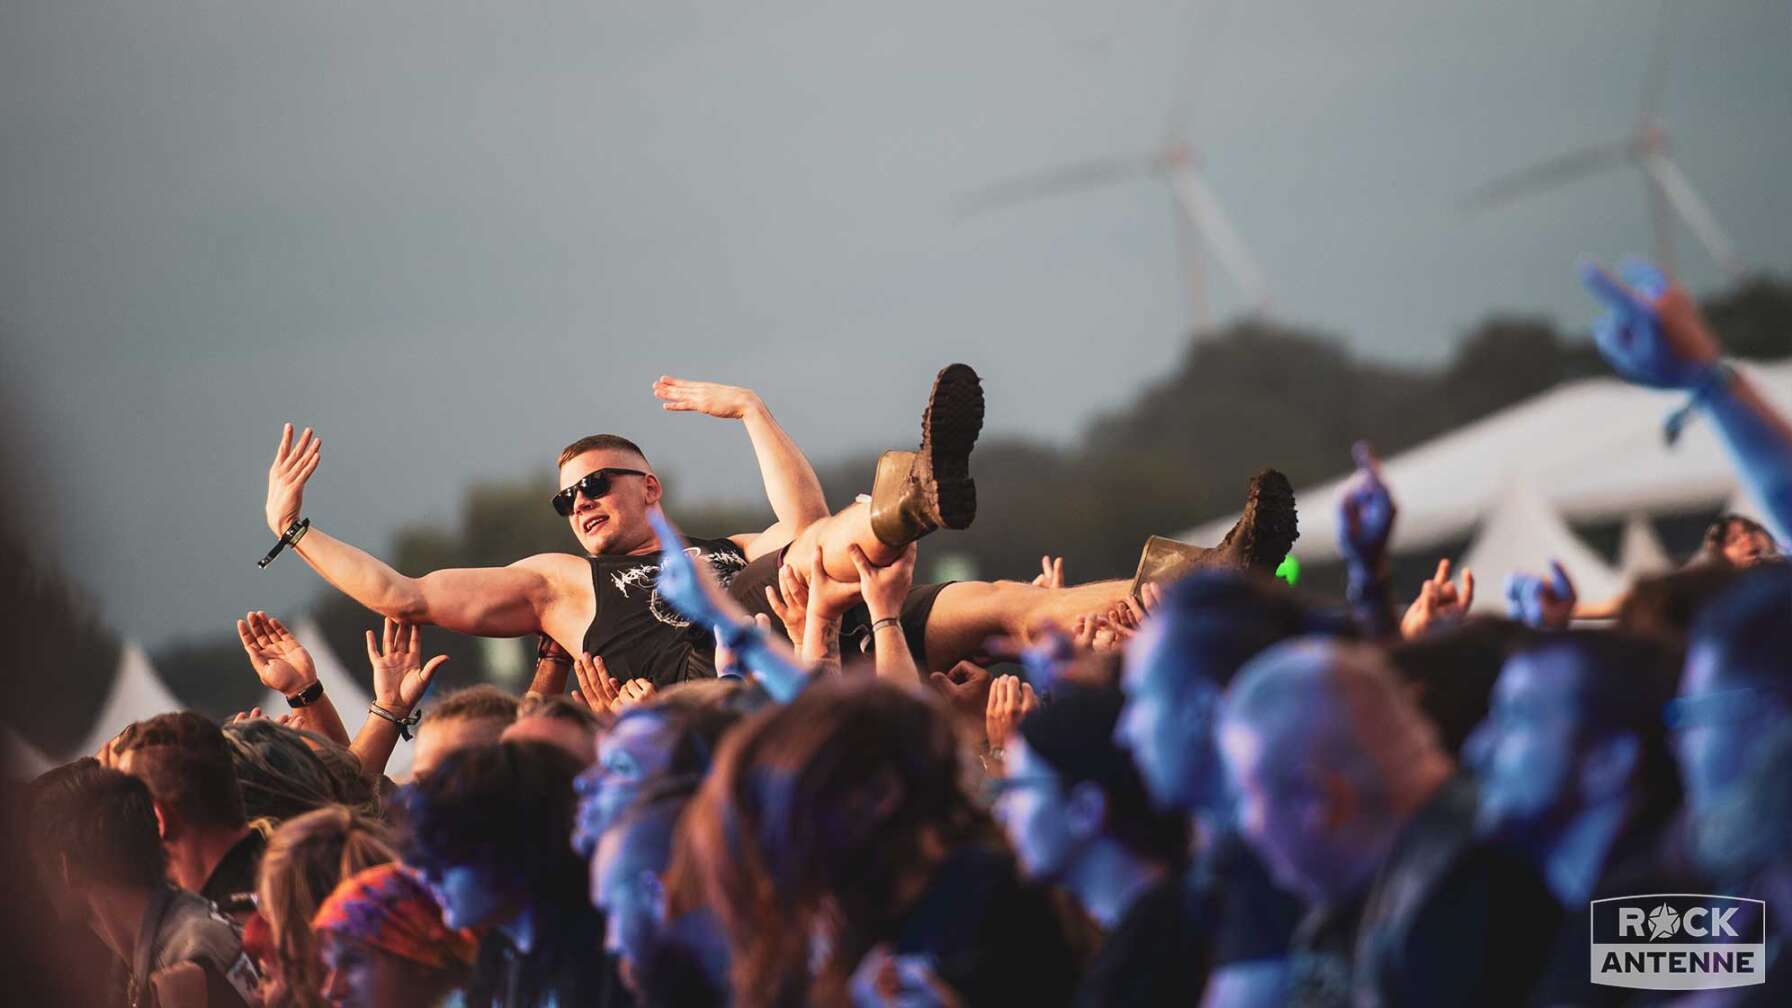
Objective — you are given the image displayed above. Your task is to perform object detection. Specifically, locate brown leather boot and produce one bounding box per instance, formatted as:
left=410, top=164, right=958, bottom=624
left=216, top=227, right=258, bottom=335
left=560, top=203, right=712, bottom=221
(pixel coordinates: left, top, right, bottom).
left=870, top=364, right=985, bottom=547
left=1129, top=468, right=1299, bottom=597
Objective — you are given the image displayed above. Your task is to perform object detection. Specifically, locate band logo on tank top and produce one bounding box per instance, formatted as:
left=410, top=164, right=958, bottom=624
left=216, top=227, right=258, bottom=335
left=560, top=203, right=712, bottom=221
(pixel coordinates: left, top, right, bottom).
left=610, top=546, right=748, bottom=628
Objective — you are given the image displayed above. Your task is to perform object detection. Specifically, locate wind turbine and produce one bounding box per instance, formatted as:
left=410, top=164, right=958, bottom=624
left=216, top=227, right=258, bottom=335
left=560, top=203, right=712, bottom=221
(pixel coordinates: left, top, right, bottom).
left=953, top=4, right=1270, bottom=329
left=1461, top=3, right=1739, bottom=278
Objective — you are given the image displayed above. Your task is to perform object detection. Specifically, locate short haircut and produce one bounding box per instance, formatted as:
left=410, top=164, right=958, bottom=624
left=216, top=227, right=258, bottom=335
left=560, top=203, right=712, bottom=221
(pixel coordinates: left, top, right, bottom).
left=427, top=684, right=521, bottom=727
left=1148, top=569, right=1349, bottom=693
left=557, top=434, right=649, bottom=470
left=516, top=692, right=601, bottom=731
left=398, top=742, right=586, bottom=918
left=1690, top=563, right=1792, bottom=690
left=1017, top=686, right=1189, bottom=865
left=1225, top=637, right=1444, bottom=811
left=29, top=760, right=168, bottom=889
left=117, top=710, right=247, bottom=830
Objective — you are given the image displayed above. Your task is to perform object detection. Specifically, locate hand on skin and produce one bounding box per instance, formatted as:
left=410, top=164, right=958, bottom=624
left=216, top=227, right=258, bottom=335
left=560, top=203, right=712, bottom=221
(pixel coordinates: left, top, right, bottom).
left=849, top=542, right=916, bottom=622
left=1339, top=440, right=1397, bottom=574
left=1137, top=580, right=1162, bottom=615
left=571, top=651, right=623, bottom=715
left=1505, top=559, right=1576, bottom=630
left=1400, top=559, right=1476, bottom=638
left=616, top=678, right=657, bottom=709
left=929, top=661, right=995, bottom=724
left=796, top=550, right=864, bottom=622
left=1031, top=555, right=1065, bottom=589
left=266, top=423, right=322, bottom=534
left=238, top=610, right=319, bottom=695
left=985, top=674, right=1039, bottom=751
left=764, top=564, right=809, bottom=649
left=364, top=617, right=447, bottom=714
left=652, top=376, right=764, bottom=420
left=1580, top=259, right=1722, bottom=390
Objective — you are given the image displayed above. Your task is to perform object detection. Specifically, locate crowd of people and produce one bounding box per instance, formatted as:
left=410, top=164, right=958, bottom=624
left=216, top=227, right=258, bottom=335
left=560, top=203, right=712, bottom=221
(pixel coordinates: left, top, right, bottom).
left=15, top=258, right=1792, bottom=1007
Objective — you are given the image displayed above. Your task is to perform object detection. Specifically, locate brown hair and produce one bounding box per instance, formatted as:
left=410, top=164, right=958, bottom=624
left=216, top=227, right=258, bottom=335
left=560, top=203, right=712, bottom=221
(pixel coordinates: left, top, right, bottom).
left=557, top=434, right=649, bottom=470
left=117, top=711, right=247, bottom=830
left=428, top=684, right=521, bottom=726
left=671, top=680, right=987, bottom=1008
left=515, top=692, right=601, bottom=730
left=256, top=805, right=397, bottom=1008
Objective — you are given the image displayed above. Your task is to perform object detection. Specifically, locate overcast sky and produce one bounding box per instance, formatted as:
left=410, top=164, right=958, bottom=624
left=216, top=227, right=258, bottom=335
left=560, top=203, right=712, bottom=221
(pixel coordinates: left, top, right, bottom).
left=3, top=0, right=1789, bottom=650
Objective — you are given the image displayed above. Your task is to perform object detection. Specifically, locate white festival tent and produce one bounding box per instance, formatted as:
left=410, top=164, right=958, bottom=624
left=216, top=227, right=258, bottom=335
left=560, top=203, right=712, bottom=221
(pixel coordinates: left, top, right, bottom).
left=1179, top=360, right=1792, bottom=582
left=65, top=642, right=182, bottom=762
left=1456, top=480, right=1623, bottom=613
left=6, top=725, right=55, bottom=779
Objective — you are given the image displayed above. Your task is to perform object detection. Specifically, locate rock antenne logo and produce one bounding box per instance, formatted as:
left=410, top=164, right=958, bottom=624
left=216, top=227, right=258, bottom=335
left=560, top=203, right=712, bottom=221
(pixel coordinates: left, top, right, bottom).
left=1591, top=894, right=1766, bottom=991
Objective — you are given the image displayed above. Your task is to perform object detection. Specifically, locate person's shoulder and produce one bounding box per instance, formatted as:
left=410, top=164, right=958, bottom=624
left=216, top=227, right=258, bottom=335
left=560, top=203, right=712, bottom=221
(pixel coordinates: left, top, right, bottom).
left=512, top=552, right=598, bottom=582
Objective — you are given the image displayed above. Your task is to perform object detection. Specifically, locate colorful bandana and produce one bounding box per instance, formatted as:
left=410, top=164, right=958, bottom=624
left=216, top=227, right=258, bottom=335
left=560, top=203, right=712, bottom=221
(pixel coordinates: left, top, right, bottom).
left=311, top=863, right=477, bottom=971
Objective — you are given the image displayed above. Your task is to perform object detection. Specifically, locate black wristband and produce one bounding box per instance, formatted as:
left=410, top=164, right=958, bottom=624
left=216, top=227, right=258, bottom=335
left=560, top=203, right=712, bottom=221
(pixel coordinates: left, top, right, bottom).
left=285, top=680, right=325, bottom=709
left=258, top=518, right=311, bottom=569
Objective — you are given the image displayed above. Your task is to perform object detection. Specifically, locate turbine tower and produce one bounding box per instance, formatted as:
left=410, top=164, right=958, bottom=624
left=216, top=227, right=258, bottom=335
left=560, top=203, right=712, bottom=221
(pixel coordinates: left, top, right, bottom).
left=953, top=2, right=1269, bottom=330
left=1462, top=3, right=1738, bottom=278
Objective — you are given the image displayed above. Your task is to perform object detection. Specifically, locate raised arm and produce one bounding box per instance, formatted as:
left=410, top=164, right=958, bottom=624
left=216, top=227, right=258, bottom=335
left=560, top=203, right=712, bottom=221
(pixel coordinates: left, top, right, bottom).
left=264, top=423, right=564, bottom=637
left=1582, top=259, right=1792, bottom=536
left=653, top=377, right=830, bottom=556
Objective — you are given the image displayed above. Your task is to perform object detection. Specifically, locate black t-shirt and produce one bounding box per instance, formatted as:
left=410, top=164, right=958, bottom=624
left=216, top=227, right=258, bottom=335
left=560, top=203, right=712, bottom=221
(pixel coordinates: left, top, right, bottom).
left=1194, top=828, right=1306, bottom=969
left=893, top=843, right=1083, bottom=1008
left=581, top=537, right=748, bottom=688
left=1289, top=776, right=1562, bottom=1008
left=200, top=830, right=266, bottom=922
left=1076, top=875, right=1206, bottom=1008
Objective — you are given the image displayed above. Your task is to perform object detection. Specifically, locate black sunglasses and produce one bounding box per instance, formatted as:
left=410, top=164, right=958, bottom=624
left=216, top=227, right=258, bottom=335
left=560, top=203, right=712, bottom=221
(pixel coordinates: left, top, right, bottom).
left=551, top=468, right=647, bottom=516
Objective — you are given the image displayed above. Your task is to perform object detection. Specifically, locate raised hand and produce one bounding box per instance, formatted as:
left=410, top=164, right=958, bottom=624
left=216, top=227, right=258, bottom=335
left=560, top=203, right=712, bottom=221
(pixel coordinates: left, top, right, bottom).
left=266, top=423, right=322, bottom=534
left=364, top=617, right=447, bottom=713
left=1031, top=556, right=1065, bottom=589
left=764, top=564, right=809, bottom=649
left=1505, top=559, right=1576, bottom=630
left=1580, top=259, right=1721, bottom=390
left=985, top=674, right=1039, bottom=752
left=1339, top=440, right=1397, bottom=573
left=238, top=610, right=319, bottom=695
left=652, top=376, right=764, bottom=420
left=1400, top=558, right=1476, bottom=639
left=849, top=542, right=916, bottom=622
left=647, top=507, right=737, bottom=630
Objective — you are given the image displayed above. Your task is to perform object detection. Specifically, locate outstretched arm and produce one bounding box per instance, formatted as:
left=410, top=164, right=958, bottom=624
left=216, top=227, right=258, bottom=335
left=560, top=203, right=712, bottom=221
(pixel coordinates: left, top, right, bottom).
left=264, top=424, right=560, bottom=637
left=1582, top=260, right=1792, bottom=536
left=653, top=378, right=830, bottom=557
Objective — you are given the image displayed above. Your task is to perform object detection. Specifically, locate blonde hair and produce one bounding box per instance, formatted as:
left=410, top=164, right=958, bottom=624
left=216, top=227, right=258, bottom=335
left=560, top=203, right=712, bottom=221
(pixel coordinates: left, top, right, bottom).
left=255, top=805, right=397, bottom=1008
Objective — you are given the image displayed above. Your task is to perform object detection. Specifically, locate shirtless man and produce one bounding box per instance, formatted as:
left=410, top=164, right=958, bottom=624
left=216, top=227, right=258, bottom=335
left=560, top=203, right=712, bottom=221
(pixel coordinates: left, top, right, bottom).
left=261, top=365, right=1294, bottom=684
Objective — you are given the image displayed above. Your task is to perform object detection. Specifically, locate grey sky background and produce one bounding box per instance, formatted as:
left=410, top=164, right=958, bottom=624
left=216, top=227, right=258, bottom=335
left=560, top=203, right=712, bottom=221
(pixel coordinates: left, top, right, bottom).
left=3, top=0, right=1789, bottom=650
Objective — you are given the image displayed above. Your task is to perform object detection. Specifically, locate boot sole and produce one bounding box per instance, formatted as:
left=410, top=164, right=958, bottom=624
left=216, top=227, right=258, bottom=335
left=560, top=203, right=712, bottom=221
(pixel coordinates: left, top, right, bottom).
left=917, top=363, right=984, bottom=530
left=1224, top=468, right=1299, bottom=571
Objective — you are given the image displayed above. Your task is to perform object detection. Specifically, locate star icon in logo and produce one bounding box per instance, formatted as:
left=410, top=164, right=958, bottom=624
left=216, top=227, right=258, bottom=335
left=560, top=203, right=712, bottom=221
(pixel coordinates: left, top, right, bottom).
left=1647, top=903, right=1681, bottom=941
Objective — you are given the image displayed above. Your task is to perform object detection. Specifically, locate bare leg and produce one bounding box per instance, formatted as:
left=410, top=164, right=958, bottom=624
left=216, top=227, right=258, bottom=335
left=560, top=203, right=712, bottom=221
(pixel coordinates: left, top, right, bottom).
left=920, top=579, right=1133, bottom=673
left=781, top=499, right=903, bottom=583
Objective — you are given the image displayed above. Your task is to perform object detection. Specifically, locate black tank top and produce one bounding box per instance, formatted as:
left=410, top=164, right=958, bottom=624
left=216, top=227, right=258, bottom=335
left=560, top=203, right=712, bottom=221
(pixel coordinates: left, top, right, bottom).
left=580, top=536, right=749, bottom=688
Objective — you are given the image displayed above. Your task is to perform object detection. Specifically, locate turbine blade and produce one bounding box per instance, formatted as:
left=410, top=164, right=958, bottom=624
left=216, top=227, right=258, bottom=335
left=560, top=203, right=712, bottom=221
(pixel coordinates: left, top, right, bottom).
left=953, top=154, right=1158, bottom=216
left=1642, top=153, right=1739, bottom=275
left=1167, top=165, right=1270, bottom=311
left=1460, top=141, right=1634, bottom=212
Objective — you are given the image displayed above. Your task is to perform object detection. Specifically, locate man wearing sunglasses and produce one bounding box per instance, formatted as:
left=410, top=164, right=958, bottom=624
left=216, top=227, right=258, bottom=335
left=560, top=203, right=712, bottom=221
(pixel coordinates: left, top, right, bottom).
left=261, top=364, right=1295, bottom=688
